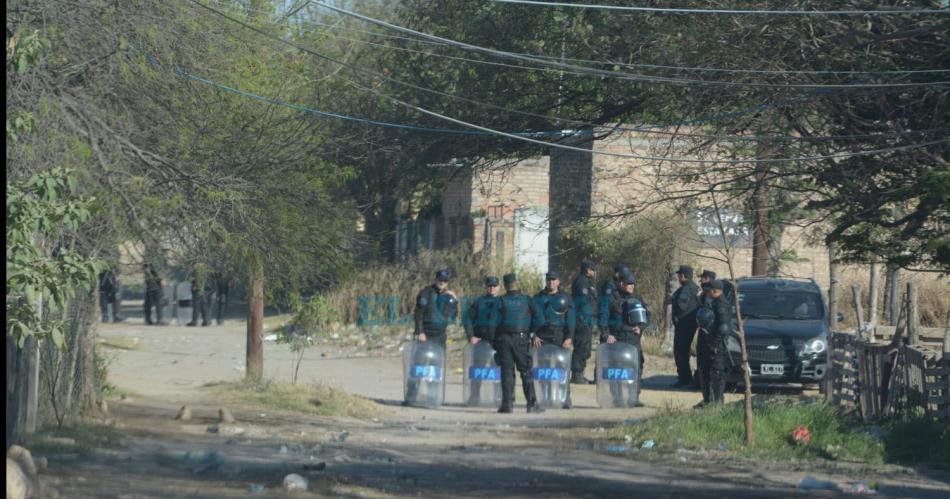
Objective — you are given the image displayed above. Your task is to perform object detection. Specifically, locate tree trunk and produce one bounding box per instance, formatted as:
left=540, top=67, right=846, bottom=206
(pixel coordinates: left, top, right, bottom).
left=885, top=265, right=900, bottom=326
left=246, top=262, right=264, bottom=382
left=725, top=258, right=754, bottom=444
left=828, top=243, right=839, bottom=331
left=750, top=141, right=774, bottom=277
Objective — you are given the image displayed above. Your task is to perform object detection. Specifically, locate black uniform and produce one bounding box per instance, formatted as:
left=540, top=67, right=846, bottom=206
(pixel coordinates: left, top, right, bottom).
left=98, top=270, right=121, bottom=322
left=672, top=280, right=701, bottom=385
left=405, top=285, right=458, bottom=403
left=463, top=294, right=501, bottom=405
left=601, top=289, right=649, bottom=405
left=571, top=274, right=598, bottom=379
left=699, top=292, right=733, bottom=405
left=494, top=291, right=541, bottom=411
left=143, top=265, right=163, bottom=325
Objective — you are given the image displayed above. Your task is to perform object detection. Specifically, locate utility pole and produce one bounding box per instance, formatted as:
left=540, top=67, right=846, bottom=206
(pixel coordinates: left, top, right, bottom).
left=246, top=261, right=264, bottom=382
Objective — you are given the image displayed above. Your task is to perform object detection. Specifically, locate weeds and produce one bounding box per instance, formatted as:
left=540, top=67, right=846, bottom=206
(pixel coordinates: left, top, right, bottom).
left=611, top=398, right=884, bottom=463
left=23, top=422, right=126, bottom=455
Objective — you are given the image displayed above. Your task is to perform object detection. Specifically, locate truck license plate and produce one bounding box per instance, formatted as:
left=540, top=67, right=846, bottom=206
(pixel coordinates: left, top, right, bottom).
left=761, top=364, right=784, bottom=375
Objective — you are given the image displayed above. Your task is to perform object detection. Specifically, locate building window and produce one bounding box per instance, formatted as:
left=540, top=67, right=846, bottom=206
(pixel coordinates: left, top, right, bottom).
left=487, top=204, right=504, bottom=220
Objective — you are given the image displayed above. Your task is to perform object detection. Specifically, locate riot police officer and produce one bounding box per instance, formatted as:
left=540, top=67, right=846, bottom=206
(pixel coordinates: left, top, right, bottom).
left=697, top=280, right=733, bottom=405
left=143, top=263, right=164, bottom=325
left=598, top=264, right=628, bottom=332
left=601, top=271, right=648, bottom=407
left=404, top=270, right=458, bottom=406
left=534, top=271, right=576, bottom=409
left=671, top=265, right=700, bottom=388
left=571, top=260, right=598, bottom=384
left=187, top=274, right=213, bottom=327
left=494, top=273, right=544, bottom=414
left=463, top=276, right=502, bottom=405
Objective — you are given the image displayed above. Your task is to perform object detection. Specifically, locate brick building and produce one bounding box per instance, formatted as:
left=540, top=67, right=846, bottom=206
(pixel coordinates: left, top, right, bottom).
left=396, top=130, right=839, bottom=287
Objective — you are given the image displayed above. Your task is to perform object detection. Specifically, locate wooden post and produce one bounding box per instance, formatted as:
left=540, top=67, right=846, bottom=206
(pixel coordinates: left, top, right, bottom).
left=828, top=243, right=839, bottom=332
left=908, top=282, right=919, bottom=346
left=246, top=263, right=264, bottom=382
left=885, top=265, right=900, bottom=326
left=868, top=263, right=880, bottom=327
left=944, top=307, right=950, bottom=356
left=851, top=285, right=864, bottom=338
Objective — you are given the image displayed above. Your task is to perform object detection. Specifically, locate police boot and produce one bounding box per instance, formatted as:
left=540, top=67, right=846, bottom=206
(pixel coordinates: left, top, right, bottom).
left=497, top=404, right=513, bottom=413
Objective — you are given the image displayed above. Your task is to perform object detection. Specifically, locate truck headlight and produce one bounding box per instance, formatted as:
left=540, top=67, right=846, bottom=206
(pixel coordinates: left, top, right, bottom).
left=726, top=336, right=740, bottom=352
left=801, top=338, right=826, bottom=355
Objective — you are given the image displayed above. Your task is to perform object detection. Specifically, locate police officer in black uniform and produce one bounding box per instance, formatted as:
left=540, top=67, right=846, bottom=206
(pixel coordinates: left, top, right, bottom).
left=463, top=276, right=502, bottom=405
left=697, top=280, right=733, bottom=405
left=533, top=271, right=576, bottom=409
left=143, top=263, right=164, bottom=325
left=494, top=273, right=544, bottom=414
left=671, top=265, right=700, bottom=388
left=601, top=271, right=648, bottom=407
left=403, top=270, right=458, bottom=406
left=571, top=260, right=598, bottom=384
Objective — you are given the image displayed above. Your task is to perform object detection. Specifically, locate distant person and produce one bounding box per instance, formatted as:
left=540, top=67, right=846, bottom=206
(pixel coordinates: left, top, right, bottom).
left=671, top=265, right=700, bottom=388
left=213, top=272, right=229, bottom=325
left=143, top=263, right=164, bottom=325
left=495, top=273, right=544, bottom=414
left=404, top=270, right=458, bottom=406
left=98, top=269, right=124, bottom=322
left=187, top=275, right=212, bottom=327
left=571, top=260, right=598, bottom=385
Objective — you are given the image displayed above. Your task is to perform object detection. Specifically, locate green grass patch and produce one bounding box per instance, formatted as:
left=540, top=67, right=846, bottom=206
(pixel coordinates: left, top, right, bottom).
left=23, top=422, right=126, bottom=455
left=611, top=398, right=884, bottom=463
left=207, top=379, right=384, bottom=419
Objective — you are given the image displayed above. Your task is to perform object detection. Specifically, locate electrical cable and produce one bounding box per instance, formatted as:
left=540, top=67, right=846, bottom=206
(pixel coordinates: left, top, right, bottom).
left=205, top=0, right=950, bottom=76
left=189, top=0, right=949, bottom=145
left=312, top=2, right=950, bottom=88
left=486, top=0, right=950, bottom=16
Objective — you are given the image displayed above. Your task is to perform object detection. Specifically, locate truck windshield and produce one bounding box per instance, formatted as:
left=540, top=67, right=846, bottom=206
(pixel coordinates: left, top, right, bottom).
left=738, top=291, right=823, bottom=320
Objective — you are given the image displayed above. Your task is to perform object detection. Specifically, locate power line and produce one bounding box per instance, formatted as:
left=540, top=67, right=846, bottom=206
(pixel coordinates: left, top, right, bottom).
left=206, top=0, right=950, bottom=77
left=189, top=0, right=948, bottom=145
left=174, top=55, right=949, bottom=164
left=312, top=2, right=950, bottom=89
left=486, top=0, right=950, bottom=16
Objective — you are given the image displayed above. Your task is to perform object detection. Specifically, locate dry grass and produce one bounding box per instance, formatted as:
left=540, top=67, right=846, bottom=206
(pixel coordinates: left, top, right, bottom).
left=325, top=244, right=542, bottom=328
left=207, top=380, right=385, bottom=419
left=837, top=269, right=949, bottom=329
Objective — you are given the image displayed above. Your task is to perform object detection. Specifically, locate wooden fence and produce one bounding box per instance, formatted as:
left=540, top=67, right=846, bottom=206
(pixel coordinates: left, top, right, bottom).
left=825, top=281, right=949, bottom=421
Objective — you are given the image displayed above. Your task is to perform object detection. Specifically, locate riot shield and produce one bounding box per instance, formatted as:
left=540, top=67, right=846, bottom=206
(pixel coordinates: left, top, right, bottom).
left=531, top=344, right=570, bottom=408
left=596, top=342, right=641, bottom=408
left=174, top=281, right=193, bottom=326
left=402, top=341, right=446, bottom=408
left=462, top=341, right=502, bottom=407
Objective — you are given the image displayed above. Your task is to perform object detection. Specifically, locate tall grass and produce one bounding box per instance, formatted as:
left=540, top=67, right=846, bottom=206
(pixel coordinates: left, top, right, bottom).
left=324, top=243, right=542, bottom=328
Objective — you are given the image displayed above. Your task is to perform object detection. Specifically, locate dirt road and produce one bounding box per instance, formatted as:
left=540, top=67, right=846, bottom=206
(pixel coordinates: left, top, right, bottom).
left=37, top=318, right=950, bottom=498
